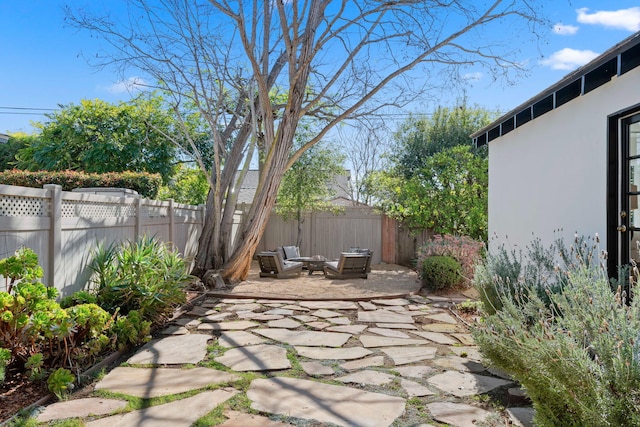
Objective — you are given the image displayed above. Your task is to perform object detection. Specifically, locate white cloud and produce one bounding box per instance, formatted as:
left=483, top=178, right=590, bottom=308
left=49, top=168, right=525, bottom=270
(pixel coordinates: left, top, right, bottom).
left=576, top=7, right=640, bottom=31
left=553, top=23, right=579, bottom=35
left=104, top=77, right=148, bottom=94
left=462, top=72, right=483, bottom=81
left=540, top=48, right=599, bottom=70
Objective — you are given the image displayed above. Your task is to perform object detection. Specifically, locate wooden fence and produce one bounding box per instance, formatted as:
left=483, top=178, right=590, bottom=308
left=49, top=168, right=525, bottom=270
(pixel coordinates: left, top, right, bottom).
left=0, top=184, right=204, bottom=296
left=255, top=206, right=428, bottom=267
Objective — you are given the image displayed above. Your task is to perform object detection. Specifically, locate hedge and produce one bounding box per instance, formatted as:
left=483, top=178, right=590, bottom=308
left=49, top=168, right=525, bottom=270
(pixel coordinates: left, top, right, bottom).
left=0, top=170, right=161, bottom=198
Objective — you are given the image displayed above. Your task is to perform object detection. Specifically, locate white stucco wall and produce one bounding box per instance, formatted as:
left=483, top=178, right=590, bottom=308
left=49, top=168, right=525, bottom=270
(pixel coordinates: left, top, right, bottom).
left=489, top=68, right=640, bottom=254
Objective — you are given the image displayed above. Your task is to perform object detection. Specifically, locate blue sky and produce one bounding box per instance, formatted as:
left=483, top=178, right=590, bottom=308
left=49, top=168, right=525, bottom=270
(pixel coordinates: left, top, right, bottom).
left=1, top=1, right=640, bottom=134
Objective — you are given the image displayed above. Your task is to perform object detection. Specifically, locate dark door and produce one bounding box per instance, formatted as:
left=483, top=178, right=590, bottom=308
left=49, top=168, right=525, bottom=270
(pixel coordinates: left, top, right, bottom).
left=618, top=113, right=640, bottom=268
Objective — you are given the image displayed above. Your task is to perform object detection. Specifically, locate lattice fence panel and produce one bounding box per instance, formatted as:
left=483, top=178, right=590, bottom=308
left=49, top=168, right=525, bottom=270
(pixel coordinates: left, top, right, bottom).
left=61, top=200, right=137, bottom=218
left=0, top=195, right=49, bottom=217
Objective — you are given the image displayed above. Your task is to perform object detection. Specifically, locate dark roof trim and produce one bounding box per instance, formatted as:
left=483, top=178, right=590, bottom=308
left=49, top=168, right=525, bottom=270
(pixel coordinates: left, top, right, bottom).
left=472, top=31, right=640, bottom=147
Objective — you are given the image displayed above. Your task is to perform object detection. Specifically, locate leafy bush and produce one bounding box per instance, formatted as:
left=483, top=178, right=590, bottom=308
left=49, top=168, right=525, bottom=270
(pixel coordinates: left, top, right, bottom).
left=417, top=234, right=484, bottom=285
left=474, top=235, right=597, bottom=315
left=420, top=255, right=461, bottom=291
left=89, top=236, right=193, bottom=323
left=473, top=237, right=640, bottom=426
left=47, top=368, right=75, bottom=401
left=0, top=247, right=43, bottom=293
left=0, top=169, right=161, bottom=198
left=0, top=347, right=10, bottom=383
left=110, top=310, right=151, bottom=350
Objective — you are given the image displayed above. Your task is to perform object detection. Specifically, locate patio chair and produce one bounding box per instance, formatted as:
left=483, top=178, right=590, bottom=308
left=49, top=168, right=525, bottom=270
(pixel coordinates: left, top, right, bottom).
left=346, top=247, right=373, bottom=273
left=257, top=251, right=303, bottom=279
left=323, top=252, right=371, bottom=279
left=276, top=245, right=301, bottom=260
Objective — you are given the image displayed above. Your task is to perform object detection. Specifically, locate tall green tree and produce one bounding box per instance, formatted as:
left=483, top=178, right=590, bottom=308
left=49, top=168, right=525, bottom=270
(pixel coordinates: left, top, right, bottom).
left=391, top=105, right=494, bottom=178
left=15, top=95, right=186, bottom=183
left=276, top=138, right=346, bottom=248
left=373, top=145, right=488, bottom=241
left=67, top=0, right=544, bottom=282
left=0, top=133, right=37, bottom=171
left=158, top=164, right=209, bottom=205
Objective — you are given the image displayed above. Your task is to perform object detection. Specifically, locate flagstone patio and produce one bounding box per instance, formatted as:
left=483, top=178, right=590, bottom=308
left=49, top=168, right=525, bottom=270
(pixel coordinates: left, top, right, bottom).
left=27, top=265, right=533, bottom=427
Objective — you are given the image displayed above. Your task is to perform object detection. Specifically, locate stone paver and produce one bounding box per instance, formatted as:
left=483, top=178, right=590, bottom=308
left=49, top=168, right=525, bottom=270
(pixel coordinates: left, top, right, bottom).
left=305, top=321, right=331, bottom=330
left=358, top=310, right=414, bottom=324
left=261, top=308, right=292, bottom=315
left=359, top=301, right=377, bottom=310
left=295, top=346, right=372, bottom=360
left=359, top=334, right=428, bottom=348
left=427, top=370, right=512, bottom=397
left=237, top=313, right=284, bottom=321
left=400, top=378, right=435, bottom=397
left=393, top=366, right=435, bottom=378
left=424, top=313, right=458, bottom=324
left=127, top=334, right=211, bottom=365
left=86, top=389, right=238, bottom=427
left=340, top=355, right=385, bottom=371
left=336, top=370, right=395, bottom=386
left=292, top=314, right=317, bottom=322
left=267, top=318, right=301, bottom=328
left=200, top=312, right=234, bottom=322
left=300, top=361, right=334, bottom=376
left=36, top=398, right=128, bottom=422
left=197, top=320, right=259, bottom=331
left=247, top=377, right=406, bottom=427
left=410, top=330, right=458, bottom=345
left=381, top=346, right=437, bottom=365
left=376, top=322, right=418, bottom=329
left=371, top=298, right=410, bottom=306
left=299, top=301, right=358, bottom=310
left=449, top=346, right=484, bottom=362
left=215, top=344, right=291, bottom=371
left=226, top=303, right=264, bottom=312
left=160, top=325, right=189, bottom=335
left=219, top=410, right=296, bottom=427
left=325, top=324, right=367, bottom=334
left=433, top=356, right=486, bottom=373
left=451, top=333, right=475, bottom=345
left=281, top=304, right=310, bottom=311
left=506, top=407, right=535, bottom=427
left=311, top=309, right=343, bottom=318
left=221, top=298, right=256, bottom=304
left=216, top=331, right=267, bottom=347
left=368, top=327, right=411, bottom=339
left=426, top=401, right=493, bottom=427
left=421, top=323, right=460, bottom=333
left=254, top=328, right=351, bottom=347
left=95, top=367, right=239, bottom=398
left=329, top=316, right=351, bottom=325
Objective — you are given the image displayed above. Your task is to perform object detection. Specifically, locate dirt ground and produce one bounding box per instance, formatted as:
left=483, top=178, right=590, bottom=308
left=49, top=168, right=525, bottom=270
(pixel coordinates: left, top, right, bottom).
left=208, top=261, right=423, bottom=301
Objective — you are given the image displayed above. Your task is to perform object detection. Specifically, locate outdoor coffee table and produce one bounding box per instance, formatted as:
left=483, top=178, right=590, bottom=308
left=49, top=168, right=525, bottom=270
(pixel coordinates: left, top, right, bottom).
left=289, top=255, right=327, bottom=275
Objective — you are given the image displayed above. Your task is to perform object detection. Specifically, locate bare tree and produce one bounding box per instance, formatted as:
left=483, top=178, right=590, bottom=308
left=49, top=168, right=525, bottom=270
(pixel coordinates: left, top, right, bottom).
left=66, top=0, right=543, bottom=282
left=337, top=119, right=391, bottom=205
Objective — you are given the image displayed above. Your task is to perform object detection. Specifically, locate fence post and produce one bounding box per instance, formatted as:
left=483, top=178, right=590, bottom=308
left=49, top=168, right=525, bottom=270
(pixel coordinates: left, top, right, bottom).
left=43, top=184, right=62, bottom=289
left=135, top=197, right=143, bottom=239
left=168, top=199, right=175, bottom=249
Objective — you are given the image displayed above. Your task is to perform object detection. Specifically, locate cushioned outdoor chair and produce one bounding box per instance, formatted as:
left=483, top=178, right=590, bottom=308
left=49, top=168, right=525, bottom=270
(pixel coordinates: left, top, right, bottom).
left=276, top=245, right=301, bottom=260
left=257, top=251, right=303, bottom=279
left=323, top=252, right=371, bottom=279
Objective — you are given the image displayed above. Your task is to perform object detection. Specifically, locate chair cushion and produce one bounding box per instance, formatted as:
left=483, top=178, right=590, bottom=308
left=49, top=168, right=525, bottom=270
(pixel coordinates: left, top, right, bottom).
left=283, top=246, right=300, bottom=259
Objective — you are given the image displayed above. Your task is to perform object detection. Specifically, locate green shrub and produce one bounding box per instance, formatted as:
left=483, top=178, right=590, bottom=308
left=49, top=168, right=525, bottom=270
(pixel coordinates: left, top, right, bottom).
left=110, top=310, right=152, bottom=350
left=0, top=347, right=10, bottom=383
left=59, top=291, right=97, bottom=309
left=473, top=235, right=596, bottom=315
left=0, top=247, right=43, bottom=294
left=420, top=255, right=461, bottom=291
left=0, top=169, right=161, bottom=198
left=417, top=234, right=484, bottom=285
left=89, top=236, right=193, bottom=323
left=473, top=237, right=640, bottom=426
left=47, top=368, right=75, bottom=401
